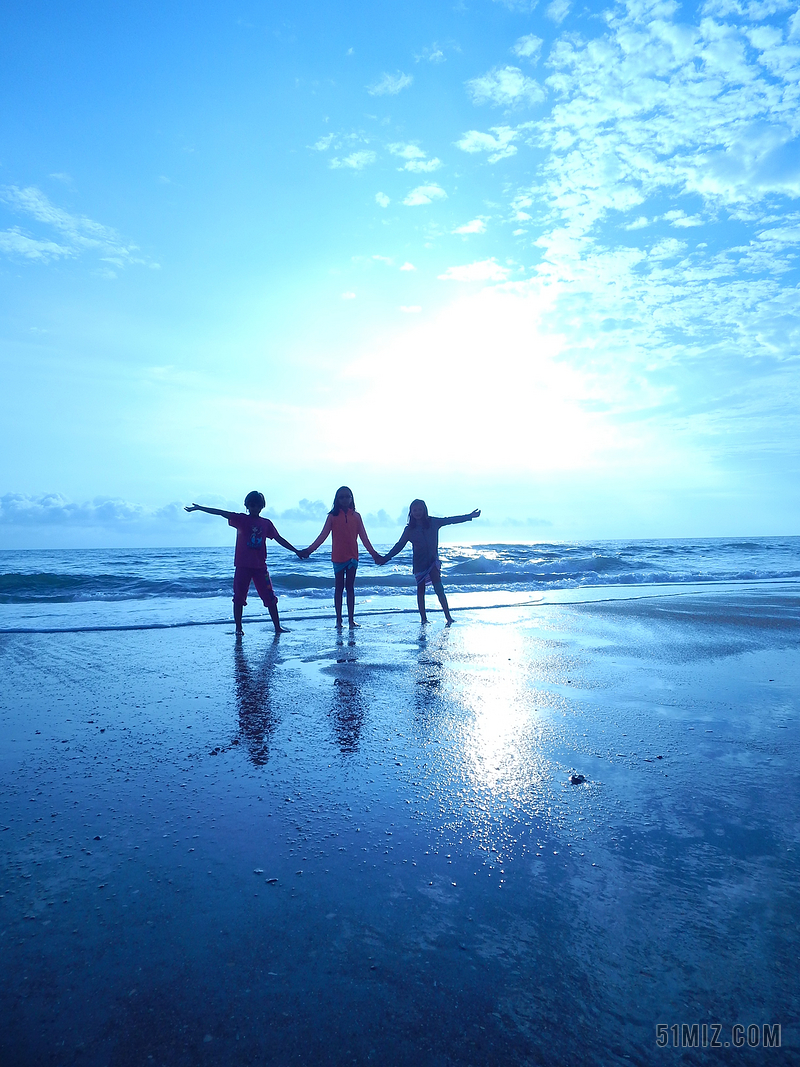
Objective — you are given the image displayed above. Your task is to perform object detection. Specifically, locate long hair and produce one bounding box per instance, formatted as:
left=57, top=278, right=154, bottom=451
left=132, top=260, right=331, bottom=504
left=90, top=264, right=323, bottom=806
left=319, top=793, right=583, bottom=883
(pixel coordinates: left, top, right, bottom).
left=329, top=485, right=355, bottom=516
left=407, top=498, right=430, bottom=529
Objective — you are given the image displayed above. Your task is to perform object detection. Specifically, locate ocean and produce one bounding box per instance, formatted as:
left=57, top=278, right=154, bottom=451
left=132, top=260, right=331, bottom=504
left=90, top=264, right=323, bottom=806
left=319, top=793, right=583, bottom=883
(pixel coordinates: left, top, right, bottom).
left=1, top=535, right=798, bottom=632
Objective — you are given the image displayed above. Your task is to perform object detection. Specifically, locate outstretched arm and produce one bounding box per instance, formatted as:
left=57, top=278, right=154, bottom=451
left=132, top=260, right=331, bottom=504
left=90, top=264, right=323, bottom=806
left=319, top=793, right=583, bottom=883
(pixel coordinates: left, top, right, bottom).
left=356, top=515, right=381, bottom=563
left=380, top=529, right=411, bottom=564
left=272, top=531, right=302, bottom=557
left=439, top=509, right=481, bottom=527
left=184, top=503, right=236, bottom=520
left=299, top=516, right=332, bottom=559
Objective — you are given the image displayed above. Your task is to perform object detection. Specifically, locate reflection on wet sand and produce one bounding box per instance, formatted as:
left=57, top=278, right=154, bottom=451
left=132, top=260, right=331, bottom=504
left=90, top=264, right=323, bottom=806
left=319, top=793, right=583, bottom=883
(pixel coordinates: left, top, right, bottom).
left=413, top=627, right=448, bottom=713
left=330, top=630, right=364, bottom=754
left=233, top=641, right=280, bottom=766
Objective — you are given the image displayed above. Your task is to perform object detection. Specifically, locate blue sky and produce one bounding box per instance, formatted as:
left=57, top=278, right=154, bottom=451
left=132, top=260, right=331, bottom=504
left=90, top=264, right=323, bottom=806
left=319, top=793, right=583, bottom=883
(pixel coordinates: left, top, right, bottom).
left=1, top=0, right=799, bottom=548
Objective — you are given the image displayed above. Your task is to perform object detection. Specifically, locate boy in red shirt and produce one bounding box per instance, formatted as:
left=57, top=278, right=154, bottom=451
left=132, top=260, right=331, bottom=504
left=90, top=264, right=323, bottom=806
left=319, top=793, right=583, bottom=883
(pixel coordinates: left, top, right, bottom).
left=185, top=491, right=301, bottom=636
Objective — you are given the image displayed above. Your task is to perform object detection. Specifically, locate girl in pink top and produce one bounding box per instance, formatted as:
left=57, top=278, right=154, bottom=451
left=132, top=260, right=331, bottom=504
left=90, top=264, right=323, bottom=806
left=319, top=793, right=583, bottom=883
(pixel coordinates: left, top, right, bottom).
left=300, top=486, right=380, bottom=628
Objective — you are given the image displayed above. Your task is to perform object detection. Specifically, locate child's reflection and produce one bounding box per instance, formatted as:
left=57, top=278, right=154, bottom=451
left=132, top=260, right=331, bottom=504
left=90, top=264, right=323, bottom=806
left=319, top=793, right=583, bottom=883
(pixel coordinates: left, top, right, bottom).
left=234, top=642, right=280, bottom=766
left=330, top=631, right=365, bottom=754
left=413, top=627, right=448, bottom=715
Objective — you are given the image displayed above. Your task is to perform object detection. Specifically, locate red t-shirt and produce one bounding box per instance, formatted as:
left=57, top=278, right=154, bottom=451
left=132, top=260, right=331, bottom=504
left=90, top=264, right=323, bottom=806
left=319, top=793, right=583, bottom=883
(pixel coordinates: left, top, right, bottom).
left=228, top=513, right=277, bottom=568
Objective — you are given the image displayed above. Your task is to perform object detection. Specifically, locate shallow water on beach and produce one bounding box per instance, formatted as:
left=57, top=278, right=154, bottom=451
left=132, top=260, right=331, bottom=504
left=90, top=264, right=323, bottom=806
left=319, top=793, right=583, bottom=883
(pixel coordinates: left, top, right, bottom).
left=1, top=588, right=798, bottom=1065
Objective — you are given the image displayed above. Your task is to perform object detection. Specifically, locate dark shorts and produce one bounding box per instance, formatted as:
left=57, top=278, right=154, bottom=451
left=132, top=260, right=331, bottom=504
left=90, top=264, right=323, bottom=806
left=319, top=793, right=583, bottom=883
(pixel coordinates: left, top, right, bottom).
left=232, top=566, right=277, bottom=608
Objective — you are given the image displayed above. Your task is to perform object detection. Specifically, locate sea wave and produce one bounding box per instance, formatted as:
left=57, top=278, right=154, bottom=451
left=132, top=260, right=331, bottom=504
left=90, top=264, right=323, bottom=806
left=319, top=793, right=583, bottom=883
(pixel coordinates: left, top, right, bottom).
left=447, top=553, right=643, bottom=576
left=0, top=571, right=233, bottom=604
left=3, top=557, right=800, bottom=603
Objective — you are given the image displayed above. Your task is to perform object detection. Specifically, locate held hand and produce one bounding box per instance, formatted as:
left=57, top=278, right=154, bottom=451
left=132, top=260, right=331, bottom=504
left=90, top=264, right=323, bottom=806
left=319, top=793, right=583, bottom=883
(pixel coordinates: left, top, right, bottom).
left=469, top=508, right=481, bottom=520
left=373, top=553, right=385, bottom=566
left=298, top=549, right=311, bottom=560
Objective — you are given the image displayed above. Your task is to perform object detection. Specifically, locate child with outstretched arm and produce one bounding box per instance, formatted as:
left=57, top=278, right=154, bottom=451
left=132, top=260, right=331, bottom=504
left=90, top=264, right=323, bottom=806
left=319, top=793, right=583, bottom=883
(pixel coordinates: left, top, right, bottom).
left=299, top=486, right=380, bottom=628
left=377, top=499, right=480, bottom=624
left=184, top=491, right=301, bottom=636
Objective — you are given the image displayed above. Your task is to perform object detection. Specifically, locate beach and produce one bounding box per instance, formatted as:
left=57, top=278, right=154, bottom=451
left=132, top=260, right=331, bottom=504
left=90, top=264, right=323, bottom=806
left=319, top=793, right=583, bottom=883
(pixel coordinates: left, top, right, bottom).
left=1, top=583, right=798, bottom=1065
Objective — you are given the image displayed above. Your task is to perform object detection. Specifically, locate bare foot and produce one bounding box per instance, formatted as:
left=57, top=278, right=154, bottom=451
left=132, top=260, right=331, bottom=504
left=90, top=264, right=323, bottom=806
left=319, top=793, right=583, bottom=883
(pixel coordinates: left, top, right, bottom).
left=274, top=625, right=291, bottom=634
left=348, top=619, right=360, bottom=628
left=235, top=628, right=244, bottom=637
left=444, top=615, right=454, bottom=625
left=420, top=616, right=429, bottom=624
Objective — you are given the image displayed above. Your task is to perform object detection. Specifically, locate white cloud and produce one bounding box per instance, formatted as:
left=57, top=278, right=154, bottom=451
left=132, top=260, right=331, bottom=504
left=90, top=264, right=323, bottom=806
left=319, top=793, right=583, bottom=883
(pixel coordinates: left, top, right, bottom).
left=0, top=494, right=409, bottom=543
left=438, top=258, right=511, bottom=281
left=510, top=193, right=533, bottom=221
left=467, top=67, right=545, bottom=108
left=361, top=508, right=401, bottom=527
left=453, top=218, right=487, bottom=234
left=375, top=192, right=390, bottom=207
left=277, top=498, right=327, bottom=523
left=388, top=143, right=426, bottom=161
left=546, top=0, right=570, bottom=23
left=400, top=305, right=422, bottom=313
left=341, top=291, right=356, bottom=299
left=0, top=228, right=72, bottom=261
left=404, top=158, right=442, bottom=173
left=0, top=493, right=186, bottom=527
left=663, top=211, right=705, bottom=227
left=400, top=262, right=416, bottom=270
left=4, top=186, right=103, bottom=237
left=372, top=254, right=393, bottom=264
left=403, top=184, right=447, bottom=206
left=511, top=34, right=543, bottom=61
left=312, top=133, right=335, bottom=151
left=0, top=185, right=148, bottom=267
left=368, top=72, right=413, bottom=96
left=500, top=516, right=553, bottom=528
left=388, top=143, right=442, bottom=172
left=492, top=0, right=538, bottom=10
left=330, top=150, right=376, bottom=170
left=649, top=237, right=688, bottom=260
left=415, top=43, right=446, bottom=63
left=487, top=0, right=800, bottom=469
left=706, top=0, right=795, bottom=17
left=531, top=3, right=800, bottom=246
left=455, top=126, right=519, bottom=162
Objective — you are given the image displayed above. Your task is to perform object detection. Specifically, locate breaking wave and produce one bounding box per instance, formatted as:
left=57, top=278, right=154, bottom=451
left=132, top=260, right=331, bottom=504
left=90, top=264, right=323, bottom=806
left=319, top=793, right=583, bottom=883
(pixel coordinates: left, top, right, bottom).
left=2, top=537, right=799, bottom=605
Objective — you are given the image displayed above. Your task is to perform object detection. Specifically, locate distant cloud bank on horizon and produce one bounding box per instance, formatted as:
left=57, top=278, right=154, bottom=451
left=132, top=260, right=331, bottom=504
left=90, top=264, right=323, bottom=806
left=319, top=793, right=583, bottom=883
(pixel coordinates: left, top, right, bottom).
left=0, top=494, right=551, bottom=545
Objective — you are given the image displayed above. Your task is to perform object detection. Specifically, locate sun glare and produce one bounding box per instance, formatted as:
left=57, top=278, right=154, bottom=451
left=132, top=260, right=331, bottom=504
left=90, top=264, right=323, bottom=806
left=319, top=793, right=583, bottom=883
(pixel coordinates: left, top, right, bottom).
left=329, top=286, right=617, bottom=472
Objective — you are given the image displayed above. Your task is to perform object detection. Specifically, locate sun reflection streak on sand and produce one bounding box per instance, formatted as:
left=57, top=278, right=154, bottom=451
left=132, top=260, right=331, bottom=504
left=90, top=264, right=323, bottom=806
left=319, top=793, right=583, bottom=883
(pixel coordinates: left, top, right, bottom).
left=429, top=619, right=553, bottom=867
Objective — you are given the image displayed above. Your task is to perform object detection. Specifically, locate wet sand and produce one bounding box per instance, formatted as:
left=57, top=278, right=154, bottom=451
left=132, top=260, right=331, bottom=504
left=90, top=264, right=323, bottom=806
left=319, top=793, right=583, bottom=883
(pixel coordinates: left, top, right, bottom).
left=1, top=586, right=798, bottom=1065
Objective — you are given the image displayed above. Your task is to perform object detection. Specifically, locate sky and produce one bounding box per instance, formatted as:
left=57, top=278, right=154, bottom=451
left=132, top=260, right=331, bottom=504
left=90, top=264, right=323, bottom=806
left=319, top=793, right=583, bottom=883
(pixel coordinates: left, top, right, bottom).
left=1, top=0, right=799, bottom=548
